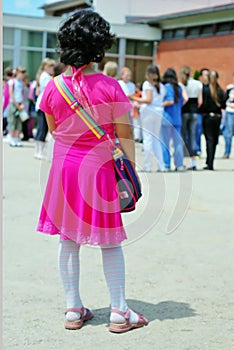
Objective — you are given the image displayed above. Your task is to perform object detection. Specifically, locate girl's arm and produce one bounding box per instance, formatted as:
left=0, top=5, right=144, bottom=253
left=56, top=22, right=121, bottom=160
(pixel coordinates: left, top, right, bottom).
left=45, top=113, right=57, bottom=137
left=9, top=83, right=24, bottom=111
left=198, top=89, right=203, bottom=107
left=129, top=89, right=152, bottom=104
left=114, top=113, right=135, bottom=167
left=163, top=100, right=174, bottom=107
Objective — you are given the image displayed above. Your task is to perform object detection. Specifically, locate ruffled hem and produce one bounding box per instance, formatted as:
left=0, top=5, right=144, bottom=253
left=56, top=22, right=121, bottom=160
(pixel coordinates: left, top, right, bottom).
left=37, top=221, right=127, bottom=246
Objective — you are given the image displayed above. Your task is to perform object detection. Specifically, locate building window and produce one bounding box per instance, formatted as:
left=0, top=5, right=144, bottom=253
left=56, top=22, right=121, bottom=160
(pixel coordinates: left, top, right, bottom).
left=47, top=33, right=57, bottom=49
left=216, top=22, right=233, bottom=34
left=3, top=49, right=14, bottom=70
left=162, top=30, right=174, bottom=40
left=3, top=28, right=14, bottom=45
left=21, top=30, right=43, bottom=47
left=107, top=39, right=119, bottom=54
left=200, top=25, right=213, bottom=36
left=46, top=51, right=59, bottom=60
left=126, top=40, right=153, bottom=56
left=186, top=26, right=200, bottom=37
left=21, top=50, right=43, bottom=80
left=125, top=58, right=152, bottom=84
left=174, top=28, right=185, bottom=39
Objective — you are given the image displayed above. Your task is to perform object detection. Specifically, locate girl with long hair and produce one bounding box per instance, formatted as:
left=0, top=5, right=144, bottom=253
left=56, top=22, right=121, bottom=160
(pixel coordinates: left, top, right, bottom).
left=129, top=65, right=166, bottom=172
left=200, top=70, right=226, bottom=170
left=161, top=68, right=186, bottom=171
left=34, top=57, right=55, bottom=159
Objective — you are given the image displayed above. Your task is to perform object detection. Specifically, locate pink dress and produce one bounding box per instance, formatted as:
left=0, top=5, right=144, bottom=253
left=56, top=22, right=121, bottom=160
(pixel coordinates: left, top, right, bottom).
left=36, top=73, right=132, bottom=246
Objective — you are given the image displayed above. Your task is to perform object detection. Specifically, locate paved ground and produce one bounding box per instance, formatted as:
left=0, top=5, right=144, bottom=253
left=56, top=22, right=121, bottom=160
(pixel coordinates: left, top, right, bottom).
left=2, top=135, right=234, bottom=350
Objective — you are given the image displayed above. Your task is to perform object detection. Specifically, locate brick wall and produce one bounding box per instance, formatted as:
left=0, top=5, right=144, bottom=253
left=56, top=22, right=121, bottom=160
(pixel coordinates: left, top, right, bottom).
left=156, top=34, right=234, bottom=90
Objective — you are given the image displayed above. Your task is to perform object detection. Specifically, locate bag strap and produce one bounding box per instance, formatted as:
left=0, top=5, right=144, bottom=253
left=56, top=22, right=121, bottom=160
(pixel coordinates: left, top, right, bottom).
left=54, top=74, right=105, bottom=140
left=54, top=74, right=124, bottom=160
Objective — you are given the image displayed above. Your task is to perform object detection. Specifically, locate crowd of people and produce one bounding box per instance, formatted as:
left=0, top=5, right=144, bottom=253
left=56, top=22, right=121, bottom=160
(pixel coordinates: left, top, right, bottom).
left=103, top=63, right=233, bottom=172
left=2, top=59, right=233, bottom=171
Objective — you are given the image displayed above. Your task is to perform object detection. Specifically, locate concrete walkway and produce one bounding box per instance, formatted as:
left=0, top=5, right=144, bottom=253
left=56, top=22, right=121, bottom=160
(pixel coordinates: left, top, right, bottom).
left=2, top=135, right=234, bottom=350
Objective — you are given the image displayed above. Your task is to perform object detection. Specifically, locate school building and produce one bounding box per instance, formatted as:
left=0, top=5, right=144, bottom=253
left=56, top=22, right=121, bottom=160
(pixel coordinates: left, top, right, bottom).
left=3, top=0, right=234, bottom=87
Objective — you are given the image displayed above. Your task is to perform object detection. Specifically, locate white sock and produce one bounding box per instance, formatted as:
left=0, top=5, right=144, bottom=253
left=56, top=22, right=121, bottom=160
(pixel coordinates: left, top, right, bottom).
left=58, top=240, right=83, bottom=321
left=101, top=245, right=139, bottom=324
left=192, top=159, right=197, bottom=167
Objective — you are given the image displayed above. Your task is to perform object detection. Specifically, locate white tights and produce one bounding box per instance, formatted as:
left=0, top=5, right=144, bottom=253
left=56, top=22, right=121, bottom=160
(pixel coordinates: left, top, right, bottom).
left=58, top=240, right=138, bottom=323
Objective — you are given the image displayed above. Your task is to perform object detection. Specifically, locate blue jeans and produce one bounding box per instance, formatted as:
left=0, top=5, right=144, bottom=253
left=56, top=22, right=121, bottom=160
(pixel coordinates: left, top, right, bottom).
left=223, top=111, right=234, bottom=156
left=161, top=123, right=184, bottom=169
left=196, top=114, right=203, bottom=153
left=182, top=113, right=198, bottom=157
left=35, top=109, right=48, bottom=142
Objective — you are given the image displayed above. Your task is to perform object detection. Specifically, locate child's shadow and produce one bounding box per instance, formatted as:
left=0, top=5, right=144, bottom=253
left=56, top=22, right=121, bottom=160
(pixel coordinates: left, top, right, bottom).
left=90, top=299, right=197, bottom=326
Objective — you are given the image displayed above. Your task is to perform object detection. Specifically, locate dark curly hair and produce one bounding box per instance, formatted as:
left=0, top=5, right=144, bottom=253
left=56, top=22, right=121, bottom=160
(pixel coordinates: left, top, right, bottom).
left=56, top=9, right=116, bottom=68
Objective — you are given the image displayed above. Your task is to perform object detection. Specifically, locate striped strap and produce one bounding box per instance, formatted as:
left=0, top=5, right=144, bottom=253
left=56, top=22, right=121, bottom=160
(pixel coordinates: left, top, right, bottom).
left=54, top=74, right=105, bottom=139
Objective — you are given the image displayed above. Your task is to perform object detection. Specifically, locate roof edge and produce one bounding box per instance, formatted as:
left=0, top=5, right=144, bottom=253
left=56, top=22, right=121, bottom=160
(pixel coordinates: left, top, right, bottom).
left=126, top=3, right=234, bottom=24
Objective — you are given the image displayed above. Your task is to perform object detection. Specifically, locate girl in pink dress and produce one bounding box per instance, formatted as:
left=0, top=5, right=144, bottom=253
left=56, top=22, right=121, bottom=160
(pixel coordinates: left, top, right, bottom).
left=37, top=9, right=148, bottom=333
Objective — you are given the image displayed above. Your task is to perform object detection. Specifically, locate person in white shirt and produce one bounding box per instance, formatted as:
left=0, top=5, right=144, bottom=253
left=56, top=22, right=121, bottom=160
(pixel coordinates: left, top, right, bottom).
left=179, top=66, right=203, bottom=170
left=129, top=65, right=166, bottom=172
left=34, top=58, right=55, bottom=159
left=118, top=67, right=142, bottom=142
left=7, top=66, right=27, bottom=147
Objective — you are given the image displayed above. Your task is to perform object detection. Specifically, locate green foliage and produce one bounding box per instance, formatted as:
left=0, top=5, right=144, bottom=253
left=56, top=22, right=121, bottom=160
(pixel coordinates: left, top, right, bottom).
left=193, top=69, right=200, bottom=80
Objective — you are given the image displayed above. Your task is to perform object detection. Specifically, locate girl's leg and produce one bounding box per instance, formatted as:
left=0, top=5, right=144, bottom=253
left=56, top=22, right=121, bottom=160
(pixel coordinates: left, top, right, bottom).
left=101, top=245, right=139, bottom=323
left=152, top=114, right=165, bottom=171
left=161, top=124, right=171, bottom=169
left=173, top=126, right=184, bottom=168
left=224, top=112, right=234, bottom=156
left=141, top=110, right=154, bottom=171
left=58, top=239, right=83, bottom=321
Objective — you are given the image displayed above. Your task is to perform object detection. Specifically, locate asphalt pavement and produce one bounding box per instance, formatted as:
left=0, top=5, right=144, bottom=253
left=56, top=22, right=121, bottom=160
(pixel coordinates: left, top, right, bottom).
left=2, top=135, right=234, bottom=350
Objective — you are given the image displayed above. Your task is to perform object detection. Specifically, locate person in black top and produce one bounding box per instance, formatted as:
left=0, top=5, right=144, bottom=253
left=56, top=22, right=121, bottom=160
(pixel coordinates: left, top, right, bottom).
left=199, top=70, right=226, bottom=170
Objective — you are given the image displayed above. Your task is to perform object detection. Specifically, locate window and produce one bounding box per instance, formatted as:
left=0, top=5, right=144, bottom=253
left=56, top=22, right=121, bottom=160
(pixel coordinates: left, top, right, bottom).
left=125, top=58, right=152, bottom=84
left=20, top=50, right=42, bottom=80
left=187, top=26, right=200, bottom=37
left=216, top=22, right=232, bottom=34
left=3, top=49, right=14, bottom=70
left=162, top=30, right=174, bottom=40
left=174, top=28, right=184, bottom=39
left=126, top=40, right=153, bottom=56
left=200, top=25, right=213, bottom=36
left=136, top=41, right=153, bottom=56
left=3, top=28, right=14, bottom=45
left=107, top=39, right=119, bottom=54
left=45, top=51, right=58, bottom=60
left=47, top=33, right=57, bottom=49
left=21, top=30, right=43, bottom=47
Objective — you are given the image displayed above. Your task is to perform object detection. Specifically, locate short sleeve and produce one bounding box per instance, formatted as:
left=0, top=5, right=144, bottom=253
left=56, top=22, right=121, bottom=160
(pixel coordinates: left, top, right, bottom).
left=39, top=80, right=54, bottom=115
left=112, top=79, right=132, bottom=118
left=164, top=83, right=174, bottom=102
left=142, top=81, right=153, bottom=92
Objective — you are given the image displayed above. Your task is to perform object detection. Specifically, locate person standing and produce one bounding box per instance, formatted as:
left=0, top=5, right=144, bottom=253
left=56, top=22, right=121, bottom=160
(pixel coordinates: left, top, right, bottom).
left=34, top=57, right=55, bottom=159
left=223, top=72, right=234, bottom=158
left=197, top=68, right=210, bottom=155
left=161, top=68, right=186, bottom=172
left=7, top=66, right=27, bottom=147
left=36, top=9, right=148, bottom=333
left=118, top=67, right=141, bottom=141
left=129, top=65, right=166, bottom=172
left=180, top=66, right=203, bottom=170
left=103, top=61, right=118, bottom=79
left=200, top=70, right=226, bottom=170
left=2, top=67, right=14, bottom=135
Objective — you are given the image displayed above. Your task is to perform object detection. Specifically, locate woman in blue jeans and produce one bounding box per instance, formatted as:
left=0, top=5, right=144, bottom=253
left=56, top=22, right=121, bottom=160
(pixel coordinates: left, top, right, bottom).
left=161, top=68, right=186, bottom=171
left=223, top=75, right=234, bottom=158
